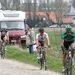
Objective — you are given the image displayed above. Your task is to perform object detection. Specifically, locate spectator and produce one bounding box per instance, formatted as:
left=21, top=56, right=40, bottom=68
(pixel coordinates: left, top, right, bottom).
left=26, top=25, right=35, bottom=54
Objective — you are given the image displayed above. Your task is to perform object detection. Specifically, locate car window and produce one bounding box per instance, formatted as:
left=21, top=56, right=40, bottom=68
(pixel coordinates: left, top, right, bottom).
left=1, top=22, right=7, bottom=29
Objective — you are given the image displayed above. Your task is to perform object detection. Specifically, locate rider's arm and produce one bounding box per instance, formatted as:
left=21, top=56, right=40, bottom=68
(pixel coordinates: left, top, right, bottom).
left=0, top=32, right=1, bottom=39
left=36, top=34, right=39, bottom=46
left=61, top=39, right=65, bottom=49
left=36, top=34, right=40, bottom=53
left=6, top=32, right=9, bottom=41
left=61, top=33, right=65, bottom=46
left=61, top=39, right=64, bottom=46
left=45, top=33, right=50, bottom=46
left=61, top=33, right=65, bottom=49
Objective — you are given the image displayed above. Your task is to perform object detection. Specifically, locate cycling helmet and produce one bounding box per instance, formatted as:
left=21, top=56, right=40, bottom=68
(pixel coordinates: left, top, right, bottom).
left=39, top=27, right=44, bottom=32
left=66, top=24, right=72, bottom=32
left=1, top=27, right=6, bottom=31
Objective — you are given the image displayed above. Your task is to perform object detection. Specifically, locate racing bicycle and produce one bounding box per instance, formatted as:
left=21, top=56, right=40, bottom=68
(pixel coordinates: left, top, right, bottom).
left=38, top=46, right=47, bottom=70
left=62, top=49, right=73, bottom=75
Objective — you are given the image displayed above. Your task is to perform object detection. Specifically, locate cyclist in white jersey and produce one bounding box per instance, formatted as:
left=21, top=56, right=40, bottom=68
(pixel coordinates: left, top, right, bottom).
left=36, top=27, right=51, bottom=59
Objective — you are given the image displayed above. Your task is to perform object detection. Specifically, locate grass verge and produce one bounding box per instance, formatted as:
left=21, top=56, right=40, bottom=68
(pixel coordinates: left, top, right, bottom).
left=5, top=46, right=75, bottom=75
left=5, top=46, right=62, bottom=72
left=5, top=31, right=75, bottom=74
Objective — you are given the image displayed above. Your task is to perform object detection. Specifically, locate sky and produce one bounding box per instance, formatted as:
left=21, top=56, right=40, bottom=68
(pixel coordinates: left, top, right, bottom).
left=20, top=0, right=71, bottom=4
left=64, top=0, right=69, bottom=2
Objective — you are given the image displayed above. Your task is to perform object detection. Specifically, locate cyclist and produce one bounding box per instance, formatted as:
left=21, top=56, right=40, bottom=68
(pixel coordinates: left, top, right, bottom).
left=61, top=25, right=75, bottom=72
left=36, top=27, right=50, bottom=62
left=0, top=27, right=9, bottom=51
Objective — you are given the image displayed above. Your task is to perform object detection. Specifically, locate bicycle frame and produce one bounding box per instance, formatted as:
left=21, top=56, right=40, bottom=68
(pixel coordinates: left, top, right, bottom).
left=38, top=46, right=47, bottom=70
left=62, top=49, right=72, bottom=75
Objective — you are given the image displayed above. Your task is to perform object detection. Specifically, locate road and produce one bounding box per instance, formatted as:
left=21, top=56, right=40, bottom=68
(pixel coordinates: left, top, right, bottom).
left=0, top=59, right=61, bottom=75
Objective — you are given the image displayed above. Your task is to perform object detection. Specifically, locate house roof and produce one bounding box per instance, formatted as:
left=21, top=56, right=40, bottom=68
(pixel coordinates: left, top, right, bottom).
left=65, top=6, right=75, bottom=16
left=25, top=11, right=72, bottom=23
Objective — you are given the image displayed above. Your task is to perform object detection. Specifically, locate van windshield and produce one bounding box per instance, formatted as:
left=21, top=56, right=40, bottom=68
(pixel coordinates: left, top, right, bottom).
left=0, top=21, right=25, bottom=30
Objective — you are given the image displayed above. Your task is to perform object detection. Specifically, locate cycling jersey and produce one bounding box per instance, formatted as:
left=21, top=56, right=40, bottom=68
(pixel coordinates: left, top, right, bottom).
left=36, top=32, right=48, bottom=42
left=62, top=32, right=75, bottom=42
left=62, top=32, right=75, bottom=49
left=0, top=30, right=8, bottom=40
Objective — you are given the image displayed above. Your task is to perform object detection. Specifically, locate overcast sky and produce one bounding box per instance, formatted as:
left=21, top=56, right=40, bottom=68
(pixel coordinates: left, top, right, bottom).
left=21, top=0, right=71, bottom=4
left=64, top=0, right=72, bottom=2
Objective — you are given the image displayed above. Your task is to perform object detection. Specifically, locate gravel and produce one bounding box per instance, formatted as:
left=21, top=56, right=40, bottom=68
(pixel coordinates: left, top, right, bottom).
left=0, top=59, right=61, bottom=75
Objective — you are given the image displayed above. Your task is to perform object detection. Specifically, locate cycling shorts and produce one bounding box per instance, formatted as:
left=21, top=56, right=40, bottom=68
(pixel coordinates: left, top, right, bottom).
left=63, top=40, right=74, bottom=50
left=38, top=41, right=45, bottom=46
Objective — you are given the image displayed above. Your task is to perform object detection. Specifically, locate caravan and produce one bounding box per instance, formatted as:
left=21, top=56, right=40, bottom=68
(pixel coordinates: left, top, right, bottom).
left=0, top=10, right=26, bottom=44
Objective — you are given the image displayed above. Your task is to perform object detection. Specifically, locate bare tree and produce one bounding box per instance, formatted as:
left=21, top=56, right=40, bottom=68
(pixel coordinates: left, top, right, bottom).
left=12, top=0, right=20, bottom=10
left=34, top=0, right=36, bottom=17
left=51, top=0, right=68, bottom=25
left=72, top=0, right=75, bottom=8
left=0, top=0, right=21, bottom=10
left=0, top=0, right=6, bottom=9
left=28, top=0, right=31, bottom=19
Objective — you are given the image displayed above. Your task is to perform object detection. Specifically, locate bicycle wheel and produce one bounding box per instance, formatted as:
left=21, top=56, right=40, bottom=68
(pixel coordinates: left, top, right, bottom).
left=39, top=58, right=43, bottom=70
left=66, top=57, right=72, bottom=75
left=67, top=69, right=72, bottom=75
left=44, top=64, right=47, bottom=70
left=1, top=46, right=5, bottom=59
left=68, top=58, right=72, bottom=75
left=62, top=70, right=67, bottom=75
left=43, top=52, right=47, bottom=70
left=1, top=50, right=5, bottom=59
left=62, top=71, right=67, bottom=75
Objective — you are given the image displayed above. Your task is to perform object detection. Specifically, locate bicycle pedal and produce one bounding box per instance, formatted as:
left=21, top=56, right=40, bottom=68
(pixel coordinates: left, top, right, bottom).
left=45, top=66, right=47, bottom=70
left=37, top=59, right=40, bottom=64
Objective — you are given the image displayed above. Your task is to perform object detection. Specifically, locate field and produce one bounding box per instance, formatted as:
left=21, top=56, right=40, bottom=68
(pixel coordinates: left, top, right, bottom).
left=5, top=28, right=75, bottom=74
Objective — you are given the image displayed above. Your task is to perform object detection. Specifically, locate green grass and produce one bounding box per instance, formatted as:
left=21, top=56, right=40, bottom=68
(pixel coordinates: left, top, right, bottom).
left=6, top=46, right=37, bottom=66
left=5, top=46, right=62, bottom=73
left=5, top=31, right=75, bottom=75
left=5, top=46, right=75, bottom=74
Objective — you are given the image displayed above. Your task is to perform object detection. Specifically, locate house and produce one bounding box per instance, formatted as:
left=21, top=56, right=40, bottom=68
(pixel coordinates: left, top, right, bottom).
left=25, top=11, right=72, bottom=25
left=65, top=5, right=75, bottom=26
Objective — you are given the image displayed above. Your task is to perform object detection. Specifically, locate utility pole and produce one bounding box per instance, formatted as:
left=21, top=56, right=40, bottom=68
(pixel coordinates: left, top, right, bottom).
left=28, top=0, right=31, bottom=19
left=34, top=0, right=36, bottom=18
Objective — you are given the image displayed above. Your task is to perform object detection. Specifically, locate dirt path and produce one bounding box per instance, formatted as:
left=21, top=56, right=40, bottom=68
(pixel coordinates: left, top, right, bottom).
left=0, top=59, right=61, bottom=75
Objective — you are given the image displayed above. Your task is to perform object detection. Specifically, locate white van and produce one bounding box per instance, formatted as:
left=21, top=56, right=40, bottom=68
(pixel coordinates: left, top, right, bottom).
left=0, top=10, right=26, bottom=44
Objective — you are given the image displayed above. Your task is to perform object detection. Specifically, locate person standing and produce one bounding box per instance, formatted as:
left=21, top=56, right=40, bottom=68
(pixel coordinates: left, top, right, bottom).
left=26, top=25, right=35, bottom=54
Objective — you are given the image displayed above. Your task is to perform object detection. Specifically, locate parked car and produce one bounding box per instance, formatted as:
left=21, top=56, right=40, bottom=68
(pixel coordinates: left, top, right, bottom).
left=72, top=24, right=75, bottom=27
left=49, top=24, right=59, bottom=28
left=60, top=24, right=68, bottom=28
left=60, top=24, right=72, bottom=28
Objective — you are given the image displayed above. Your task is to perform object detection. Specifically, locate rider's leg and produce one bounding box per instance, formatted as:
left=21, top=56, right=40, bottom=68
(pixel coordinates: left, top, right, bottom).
left=44, top=47, right=47, bottom=67
left=70, top=43, right=75, bottom=65
left=63, top=49, right=67, bottom=67
left=70, top=43, right=75, bottom=58
left=36, top=42, right=40, bottom=59
left=3, top=38, right=5, bottom=45
left=44, top=47, right=46, bottom=61
left=62, top=41, right=69, bottom=67
left=0, top=40, right=2, bottom=51
left=4, top=36, right=7, bottom=45
left=3, top=36, right=8, bottom=50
